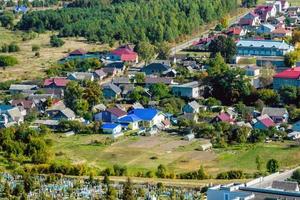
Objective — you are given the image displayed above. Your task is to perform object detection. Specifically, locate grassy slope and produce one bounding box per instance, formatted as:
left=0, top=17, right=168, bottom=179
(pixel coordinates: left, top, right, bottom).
left=47, top=133, right=300, bottom=176
left=0, top=27, right=109, bottom=81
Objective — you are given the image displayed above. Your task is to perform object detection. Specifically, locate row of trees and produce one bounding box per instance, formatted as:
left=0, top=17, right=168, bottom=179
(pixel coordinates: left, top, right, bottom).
left=17, top=0, right=237, bottom=44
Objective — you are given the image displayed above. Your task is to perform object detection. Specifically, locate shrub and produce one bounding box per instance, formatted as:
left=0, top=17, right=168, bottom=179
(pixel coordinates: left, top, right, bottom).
left=216, top=170, right=244, bottom=179
left=50, top=35, right=64, bottom=47
left=32, top=44, right=40, bottom=51
left=266, top=159, right=279, bottom=173
left=0, top=55, right=18, bottom=67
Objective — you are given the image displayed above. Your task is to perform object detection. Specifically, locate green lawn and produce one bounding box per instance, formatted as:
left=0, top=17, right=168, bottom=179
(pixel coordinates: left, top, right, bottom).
left=46, top=133, right=300, bottom=176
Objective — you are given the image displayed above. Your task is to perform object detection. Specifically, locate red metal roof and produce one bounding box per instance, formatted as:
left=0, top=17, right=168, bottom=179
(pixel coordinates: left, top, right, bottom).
left=258, top=115, right=275, bottom=127
left=217, top=112, right=234, bottom=123
left=11, top=99, right=34, bottom=109
left=111, top=47, right=138, bottom=62
left=274, top=67, right=300, bottom=79
left=44, top=77, right=69, bottom=87
left=107, top=107, right=127, bottom=117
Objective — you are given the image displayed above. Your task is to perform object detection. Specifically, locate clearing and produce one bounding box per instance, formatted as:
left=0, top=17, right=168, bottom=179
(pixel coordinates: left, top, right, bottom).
left=0, top=27, right=108, bottom=81
left=47, top=133, right=300, bottom=176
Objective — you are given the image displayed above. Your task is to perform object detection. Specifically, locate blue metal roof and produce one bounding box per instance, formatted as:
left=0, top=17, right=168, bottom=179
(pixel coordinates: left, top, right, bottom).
left=118, top=114, right=141, bottom=123
left=129, top=108, right=158, bottom=121
left=0, top=105, right=13, bottom=112
left=102, top=123, right=120, bottom=129
left=236, top=40, right=294, bottom=50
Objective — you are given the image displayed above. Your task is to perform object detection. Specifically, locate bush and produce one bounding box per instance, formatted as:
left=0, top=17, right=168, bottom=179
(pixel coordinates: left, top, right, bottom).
left=216, top=170, right=244, bottom=179
left=266, top=159, right=279, bottom=173
left=50, top=35, right=64, bottom=47
left=32, top=44, right=40, bottom=51
left=1, top=43, right=20, bottom=53
left=0, top=55, right=18, bottom=67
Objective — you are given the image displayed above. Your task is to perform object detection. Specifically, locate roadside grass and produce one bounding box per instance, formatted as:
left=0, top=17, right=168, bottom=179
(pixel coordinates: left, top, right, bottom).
left=46, top=133, right=300, bottom=176
left=0, top=27, right=109, bottom=81
left=210, top=141, right=300, bottom=174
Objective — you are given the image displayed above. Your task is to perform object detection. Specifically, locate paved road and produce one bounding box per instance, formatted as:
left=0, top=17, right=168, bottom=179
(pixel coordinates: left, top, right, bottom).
left=169, top=11, right=249, bottom=55
left=249, top=167, right=300, bottom=188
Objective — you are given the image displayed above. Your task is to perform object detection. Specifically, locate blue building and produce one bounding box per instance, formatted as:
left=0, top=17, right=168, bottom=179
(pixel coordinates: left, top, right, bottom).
left=236, top=40, right=294, bottom=56
left=273, top=67, right=300, bottom=90
left=171, top=81, right=201, bottom=99
left=207, top=184, right=255, bottom=200
left=102, top=123, right=122, bottom=135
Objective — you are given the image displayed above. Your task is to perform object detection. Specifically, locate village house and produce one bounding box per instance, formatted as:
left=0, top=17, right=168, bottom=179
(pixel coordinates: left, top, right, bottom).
left=255, top=5, right=277, bottom=22
left=273, top=67, right=300, bottom=90
left=0, top=105, right=24, bottom=128
left=261, top=107, right=288, bottom=123
left=44, top=77, right=69, bottom=89
left=93, top=69, right=107, bottom=80
left=183, top=101, right=201, bottom=113
left=95, top=107, right=127, bottom=123
left=171, top=81, right=202, bottom=99
left=45, top=101, right=76, bottom=121
left=226, top=26, right=247, bottom=37
left=102, top=83, right=122, bottom=99
left=236, top=40, right=294, bottom=57
left=118, top=114, right=141, bottom=130
left=207, top=184, right=255, bottom=200
left=253, top=114, right=275, bottom=130
left=9, top=84, right=38, bottom=94
left=11, top=99, right=36, bottom=112
left=239, top=12, right=261, bottom=26
left=102, top=123, right=123, bottom=135
left=287, top=6, right=300, bottom=15
left=211, top=112, right=235, bottom=124
left=102, top=67, right=118, bottom=76
left=106, top=62, right=126, bottom=72
left=110, top=46, right=138, bottom=63
left=280, top=0, right=290, bottom=11
left=128, top=108, right=164, bottom=128
left=256, top=23, right=275, bottom=34
left=144, top=77, right=175, bottom=87
left=245, top=65, right=261, bottom=89
left=141, top=60, right=171, bottom=75
left=271, top=27, right=292, bottom=38
left=112, top=77, right=131, bottom=86
left=67, top=72, right=95, bottom=82
left=287, top=131, right=300, bottom=140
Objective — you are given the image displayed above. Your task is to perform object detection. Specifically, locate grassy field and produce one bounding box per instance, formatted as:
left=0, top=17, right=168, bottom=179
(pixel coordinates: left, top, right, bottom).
left=0, top=27, right=109, bottom=81
left=47, top=133, right=300, bottom=176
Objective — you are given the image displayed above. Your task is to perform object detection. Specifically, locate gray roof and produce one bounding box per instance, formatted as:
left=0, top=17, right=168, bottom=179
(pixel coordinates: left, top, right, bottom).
left=172, top=81, right=199, bottom=88
left=103, top=83, right=122, bottom=94
left=112, top=77, right=131, bottom=85
left=132, top=102, right=144, bottom=109
left=151, top=60, right=171, bottom=66
left=68, top=72, right=94, bottom=80
left=188, top=101, right=200, bottom=110
left=61, top=108, right=76, bottom=119
left=9, top=84, right=38, bottom=91
left=34, top=119, right=59, bottom=126
left=144, top=77, right=173, bottom=84
left=236, top=40, right=294, bottom=51
left=94, top=69, right=107, bottom=78
left=262, top=107, right=288, bottom=117
left=272, top=181, right=299, bottom=191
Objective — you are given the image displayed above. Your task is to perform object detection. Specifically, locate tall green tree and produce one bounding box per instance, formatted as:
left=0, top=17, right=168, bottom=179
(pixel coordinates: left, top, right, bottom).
left=122, top=178, right=134, bottom=200
left=208, top=35, right=237, bottom=62
left=266, top=159, right=279, bottom=173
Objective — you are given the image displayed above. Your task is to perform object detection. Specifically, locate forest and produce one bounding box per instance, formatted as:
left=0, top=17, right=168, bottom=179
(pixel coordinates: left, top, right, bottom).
left=17, top=0, right=237, bottom=44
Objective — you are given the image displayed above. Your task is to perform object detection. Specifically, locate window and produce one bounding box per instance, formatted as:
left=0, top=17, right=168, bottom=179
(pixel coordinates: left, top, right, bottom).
left=224, top=193, right=229, bottom=200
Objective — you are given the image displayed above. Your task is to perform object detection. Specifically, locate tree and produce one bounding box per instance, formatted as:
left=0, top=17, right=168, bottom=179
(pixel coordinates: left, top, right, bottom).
left=122, top=178, right=134, bottom=200
left=242, top=0, right=258, bottom=7
left=0, top=11, right=14, bottom=28
left=106, top=185, right=117, bottom=200
left=197, top=165, right=208, bottom=179
left=83, top=81, right=103, bottom=108
left=259, top=65, right=275, bottom=87
left=23, top=174, right=35, bottom=193
left=129, top=86, right=149, bottom=104
left=279, top=85, right=298, bottom=105
left=284, top=51, right=299, bottom=68
left=292, top=169, right=300, bottom=183
left=134, top=72, right=145, bottom=84
left=156, top=164, right=168, bottom=178
left=207, top=54, right=251, bottom=105
left=103, top=174, right=110, bottom=185
left=135, top=41, right=156, bottom=63
left=219, top=16, right=229, bottom=29
left=50, top=35, right=65, bottom=47
left=64, top=81, right=83, bottom=110
left=257, top=89, right=279, bottom=106
left=3, top=182, right=11, bottom=197
left=208, top=35, right=237, bottom=62
left=157, top=42, right=171, bottom=59
left=149, top=83, right=170, bottom=100
left=266, top=159, right=279, bottom=173
left=255, top=155, right=263, bottom=171
left=292, top=30, right=300, bottom=45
